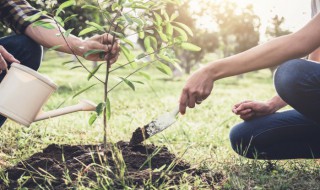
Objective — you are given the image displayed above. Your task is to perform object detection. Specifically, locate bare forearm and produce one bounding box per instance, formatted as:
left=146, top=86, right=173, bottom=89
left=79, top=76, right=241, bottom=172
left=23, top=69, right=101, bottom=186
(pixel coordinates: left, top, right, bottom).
left=25, top=19, right=85, bottom=56
left=206, top=34, right=309, bottom=81
left=267, top=95, right=287, bottom=112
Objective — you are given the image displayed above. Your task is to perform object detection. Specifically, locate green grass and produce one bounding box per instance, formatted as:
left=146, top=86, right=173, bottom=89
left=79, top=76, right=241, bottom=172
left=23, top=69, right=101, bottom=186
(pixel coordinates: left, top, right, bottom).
left=1, top=52, right=320, bottom=189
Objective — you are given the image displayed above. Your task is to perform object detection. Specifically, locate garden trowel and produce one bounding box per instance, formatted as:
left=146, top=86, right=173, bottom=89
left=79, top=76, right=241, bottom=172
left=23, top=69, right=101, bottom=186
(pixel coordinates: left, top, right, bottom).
left=129, top=106, right=180, bottom=145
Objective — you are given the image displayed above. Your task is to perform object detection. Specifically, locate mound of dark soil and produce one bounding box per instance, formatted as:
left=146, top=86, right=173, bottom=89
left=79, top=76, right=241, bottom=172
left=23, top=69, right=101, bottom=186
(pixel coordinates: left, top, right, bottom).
left=0, top=141, right=223, bottom=189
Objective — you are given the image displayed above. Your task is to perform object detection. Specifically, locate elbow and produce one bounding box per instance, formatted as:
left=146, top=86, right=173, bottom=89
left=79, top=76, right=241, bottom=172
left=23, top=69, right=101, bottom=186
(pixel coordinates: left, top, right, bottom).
left=289, top=33, right=319, bottom=58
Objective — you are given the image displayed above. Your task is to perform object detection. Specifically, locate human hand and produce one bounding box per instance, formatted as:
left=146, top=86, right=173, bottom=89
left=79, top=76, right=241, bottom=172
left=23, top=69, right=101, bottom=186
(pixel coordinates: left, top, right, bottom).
left=179, top=67, right=214, bottom=115
left=232, top=100, right=275, bottom=120
left=80, top=33, right=120, bottom=64
left=0, top=45, right=20, bottom=74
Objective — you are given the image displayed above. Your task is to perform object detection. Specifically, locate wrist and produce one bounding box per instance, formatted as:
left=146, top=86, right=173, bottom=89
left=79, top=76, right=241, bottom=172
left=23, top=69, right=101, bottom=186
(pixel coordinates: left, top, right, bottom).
left=68, top=37, right=86, bottom=57
left=203, top=62, right=221, bottom=82
left=266, top=100, right=278, bottom=113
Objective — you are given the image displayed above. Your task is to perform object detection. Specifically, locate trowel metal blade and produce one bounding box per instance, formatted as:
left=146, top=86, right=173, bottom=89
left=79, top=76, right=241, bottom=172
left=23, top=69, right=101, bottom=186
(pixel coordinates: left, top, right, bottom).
left=145, top=113, right=177, bottom=137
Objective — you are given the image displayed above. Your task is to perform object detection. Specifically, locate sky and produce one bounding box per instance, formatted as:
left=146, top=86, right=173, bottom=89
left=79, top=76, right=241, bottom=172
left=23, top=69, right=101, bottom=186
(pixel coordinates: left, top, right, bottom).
left=236, top=0, right=311, bottom=31
left=190, top=0, right=312, bottom=42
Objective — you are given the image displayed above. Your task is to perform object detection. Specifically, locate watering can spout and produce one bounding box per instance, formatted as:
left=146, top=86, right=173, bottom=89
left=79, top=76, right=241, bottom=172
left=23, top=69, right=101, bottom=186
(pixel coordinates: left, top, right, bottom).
left=34, top=100, right=97, bottom=122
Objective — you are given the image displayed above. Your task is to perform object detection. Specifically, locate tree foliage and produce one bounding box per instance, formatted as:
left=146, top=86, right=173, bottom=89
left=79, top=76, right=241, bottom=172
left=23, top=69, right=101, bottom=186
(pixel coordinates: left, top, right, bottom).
left=212, top=1, right=260, bottom=57
left=266, top=15, right=291, bottom=38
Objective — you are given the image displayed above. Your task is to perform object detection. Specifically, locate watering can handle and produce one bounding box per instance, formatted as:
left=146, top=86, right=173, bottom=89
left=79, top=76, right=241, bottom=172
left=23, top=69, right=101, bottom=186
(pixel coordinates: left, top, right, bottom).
left=34, top=100, right=96, bottom=122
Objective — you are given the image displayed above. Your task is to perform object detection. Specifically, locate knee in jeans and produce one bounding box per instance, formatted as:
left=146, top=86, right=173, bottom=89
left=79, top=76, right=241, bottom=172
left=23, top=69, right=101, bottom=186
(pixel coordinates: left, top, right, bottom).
left=274, top=59, right=306, bottom=101
left=229, top=123, right=256, bottom=159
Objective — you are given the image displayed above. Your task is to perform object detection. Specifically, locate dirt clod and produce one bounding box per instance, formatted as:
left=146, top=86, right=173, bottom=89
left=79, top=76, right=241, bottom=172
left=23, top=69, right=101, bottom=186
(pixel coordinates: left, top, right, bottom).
left=129, top=126, right=149, bottom=146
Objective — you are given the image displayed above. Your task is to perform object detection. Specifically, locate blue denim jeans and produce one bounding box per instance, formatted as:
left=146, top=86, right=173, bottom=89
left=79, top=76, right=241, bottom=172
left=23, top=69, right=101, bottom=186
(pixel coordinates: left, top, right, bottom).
left=0, top=35, right=43, bottom=126
left=230, top=59, right=320, bottom=159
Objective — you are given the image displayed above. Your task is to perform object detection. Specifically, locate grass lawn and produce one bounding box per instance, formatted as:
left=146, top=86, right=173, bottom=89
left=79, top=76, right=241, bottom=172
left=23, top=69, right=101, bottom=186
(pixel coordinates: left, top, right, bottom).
left=0, top=52, right=320, bottom=189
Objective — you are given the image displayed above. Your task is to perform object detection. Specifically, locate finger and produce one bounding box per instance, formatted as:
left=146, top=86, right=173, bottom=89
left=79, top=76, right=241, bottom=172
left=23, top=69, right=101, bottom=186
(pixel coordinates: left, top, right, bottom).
left=91, top=33, right=113, bottom=43
left=101, top=34, right=119, bottom=47
left=111, top=40, right=120, bottom=54
left=240, top=113, right=255, bottom=120
left=188, top=94, right=196, bottom=108
left=179, top=90, right=189, bottom=115
left=108, top=53, right=120, bottom=65
left=236, top=102, right=254, bottom=112
left=0, top=54, right=8, bottom=70
left=234, top=100, right=252, bottom=108
left=0, top=46, right=20, bottom=63
left=195, top=100, right=202, bottom=105
left=238, top=108, right=252, bottom=115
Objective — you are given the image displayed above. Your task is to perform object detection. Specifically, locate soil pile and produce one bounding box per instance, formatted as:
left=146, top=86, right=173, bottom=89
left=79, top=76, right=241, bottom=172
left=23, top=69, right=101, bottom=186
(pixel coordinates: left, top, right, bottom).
left=0, top=141, right=223, bottom=189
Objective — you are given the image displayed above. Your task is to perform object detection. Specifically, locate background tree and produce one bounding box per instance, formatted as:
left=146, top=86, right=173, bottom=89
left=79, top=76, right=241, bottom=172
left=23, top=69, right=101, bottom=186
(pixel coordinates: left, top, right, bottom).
left=167, top=2, right=219, bottom=74
left=213, top=1, right=260, bottom=57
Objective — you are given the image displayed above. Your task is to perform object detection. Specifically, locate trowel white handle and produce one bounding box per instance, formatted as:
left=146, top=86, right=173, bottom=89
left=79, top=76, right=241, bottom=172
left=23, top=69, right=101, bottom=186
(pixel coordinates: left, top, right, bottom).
left=34, top=100, right=97, bottom=122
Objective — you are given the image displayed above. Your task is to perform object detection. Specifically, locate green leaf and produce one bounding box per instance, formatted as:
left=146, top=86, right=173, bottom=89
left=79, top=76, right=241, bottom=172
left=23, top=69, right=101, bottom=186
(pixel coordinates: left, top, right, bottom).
left=70, top=66, right=82, bottom=70
left=154, top=12, right=162, bottom=26
left=144, top=37, right=151, bottom=51
left=54, top=16, right=64, bottom=27
left=87, top=63, right=103, bottom=81
left=138, top=30, right=145, bottom=39
left=123, top=13, right=133, bottom=24
left=132, top=4, right=148, bottom=9
left=181, top=42, right=201, bottom=52
left=170, top=11, right=179, bottom=21
left=156, top=62, right=172, bottom=76
left=25, top=12, right=42, bottom=22
left=173, top=22, right=193, bottom=37
left=83, top=49, right=105, bottom=58
left=120, top=45, right=135, bottom=62
left=144, top=36, right=155, bottom=54
left=111, top=31, right=125, bottom=38
left=173, top=26, right=188, bottom=41
left=159, top=54, right=182, bottom=72
left=149, top=36, right=158, bottom=49
left=56, top=0, right=75, bottom=16
left=166, top=23, right=173, bottom=36
left=173, top=36, right=185, bottom=44
left=133, top=80, right=144, bottom=85
left=112, top=2, right=120, bottom=11
left=163, top=12, right=170, bottom=21
left=89, top=114, right=97, bottom=126
left=64, top=14, right=78, bottom=23
left=131, top=17, right=144, bottom=27
left=121, top=38, right=134, bottom=48
left=119, top=0, right=126, bottom=5
left=81, top=4, right=99, bottom=10
left=62, top=60, right=74, bottom=65
left=157, top=30, right=168, bottom=42
left=32, top=20, right=55, bottom=29
left=106, top=97, right=111, bottom=120
left=87, top=22, right=105, bottom=32
left=138, top=71, right=151, bottom=80
left=119, top=77, right=135, bottom=91
left=63, top=28, right=74, bottom=37
left=96, top=102, right=106, bottom=116
left=79, top=27, right=97, bottom=36
left=47, top=45, right=62, bottom=51
left=72, top=84, right=97, bottom=99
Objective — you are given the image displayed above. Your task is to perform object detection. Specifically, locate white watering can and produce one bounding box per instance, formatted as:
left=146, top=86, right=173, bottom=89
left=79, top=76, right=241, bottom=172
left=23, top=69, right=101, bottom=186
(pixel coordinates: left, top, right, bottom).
left=0, top=63, right=97, bottom=126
